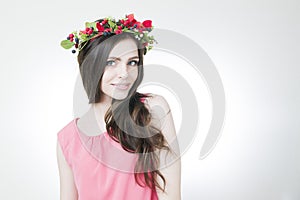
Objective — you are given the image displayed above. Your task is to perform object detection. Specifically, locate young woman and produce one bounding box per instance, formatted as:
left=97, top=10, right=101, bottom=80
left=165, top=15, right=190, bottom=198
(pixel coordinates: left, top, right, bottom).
left=56, top=14, right=181, bottom=200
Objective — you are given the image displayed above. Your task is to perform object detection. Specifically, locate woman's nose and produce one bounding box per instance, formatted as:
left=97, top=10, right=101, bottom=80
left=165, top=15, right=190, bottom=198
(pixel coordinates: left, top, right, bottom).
left=118, top=63, right=129, bottom=79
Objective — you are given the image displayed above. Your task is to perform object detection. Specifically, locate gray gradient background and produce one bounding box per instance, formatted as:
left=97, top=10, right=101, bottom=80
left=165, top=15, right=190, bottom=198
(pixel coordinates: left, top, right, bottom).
left=0, top=0, right=299, bottom=199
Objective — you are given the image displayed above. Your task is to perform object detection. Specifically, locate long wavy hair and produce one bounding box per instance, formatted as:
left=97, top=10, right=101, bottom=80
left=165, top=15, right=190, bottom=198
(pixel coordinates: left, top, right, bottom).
left=77, top=19, right=171, bottom=192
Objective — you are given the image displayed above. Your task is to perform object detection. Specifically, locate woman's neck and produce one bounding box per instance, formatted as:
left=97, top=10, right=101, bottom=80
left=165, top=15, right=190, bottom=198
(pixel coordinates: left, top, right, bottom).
left=93, top=102, right=110, bottom=117
left=91, top=96, right=111, bottom=128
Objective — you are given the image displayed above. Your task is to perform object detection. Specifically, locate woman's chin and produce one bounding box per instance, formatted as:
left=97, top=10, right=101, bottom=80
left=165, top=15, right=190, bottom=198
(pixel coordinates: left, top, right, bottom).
left=112, top=92, right=130, bottom=100
left=110, top=86, right=133, bottom=100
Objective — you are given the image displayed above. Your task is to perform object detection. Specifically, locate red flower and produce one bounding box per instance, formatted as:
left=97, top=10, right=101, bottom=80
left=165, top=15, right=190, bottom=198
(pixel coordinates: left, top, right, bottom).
left=131, top=19, right=137, bottom=25
left=115, top=29, right=122, bottom=34
left=80, top=30, right=86, bottom=34
left=127, top=14, right=135, bottom=22
left=124, top=20, right=129, bottom=26
left=135, top=22, right=142, bottom=28
left=104, top=28, right=112, bottom=32
left=124, top=19, right=137, bottom=28
left=96, top=22, right=104, bottom=32
left=142, top=20, right=152, bottom=28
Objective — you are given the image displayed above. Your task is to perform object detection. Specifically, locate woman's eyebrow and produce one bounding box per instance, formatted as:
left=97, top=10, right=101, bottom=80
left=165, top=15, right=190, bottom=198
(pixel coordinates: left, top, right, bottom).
left=108, top=56, right=139, bottom=60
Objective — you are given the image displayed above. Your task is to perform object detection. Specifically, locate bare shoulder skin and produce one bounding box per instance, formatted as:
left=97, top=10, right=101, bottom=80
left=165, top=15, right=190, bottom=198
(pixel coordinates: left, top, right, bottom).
left=56, top=141, right=78, bottom=200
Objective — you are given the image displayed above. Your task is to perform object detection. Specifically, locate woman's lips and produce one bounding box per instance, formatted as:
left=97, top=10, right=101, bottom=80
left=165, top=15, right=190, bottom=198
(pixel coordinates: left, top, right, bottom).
left=111, top=83, right=130, bottom=90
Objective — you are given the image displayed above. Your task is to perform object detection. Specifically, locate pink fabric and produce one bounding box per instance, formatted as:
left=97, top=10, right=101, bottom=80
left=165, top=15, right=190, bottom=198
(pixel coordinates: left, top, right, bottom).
left=57, top=118, right=158, bottom=200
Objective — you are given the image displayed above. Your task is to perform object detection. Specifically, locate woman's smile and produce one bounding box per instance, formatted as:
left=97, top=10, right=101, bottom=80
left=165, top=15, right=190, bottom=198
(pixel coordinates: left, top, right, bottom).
left=111, top=82, right=131, bottom=90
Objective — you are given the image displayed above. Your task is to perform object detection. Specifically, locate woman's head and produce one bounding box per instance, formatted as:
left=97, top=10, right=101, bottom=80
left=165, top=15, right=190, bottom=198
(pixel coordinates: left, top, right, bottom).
left=77, top=31, right=145, bottom=103
left=60, top=14, right=156, bottom=103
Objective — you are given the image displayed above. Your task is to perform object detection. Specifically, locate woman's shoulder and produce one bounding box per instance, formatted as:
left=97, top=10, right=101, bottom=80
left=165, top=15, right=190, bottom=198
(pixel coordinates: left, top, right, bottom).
left=57, top=118, right=77, bottom=145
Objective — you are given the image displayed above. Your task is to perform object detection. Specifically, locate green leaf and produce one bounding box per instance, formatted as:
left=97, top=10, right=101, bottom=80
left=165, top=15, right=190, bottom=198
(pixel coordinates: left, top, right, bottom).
left=108, top=20, right=116, bottom=29
left=106, top=16, right=114, bottom=21
left=91, top=22, right=98, bottom=30
left=85, top=22, right=92, bottom=28
left=60, top=40, right=74, bottom=49
left=80, top=34, right=89, bottom=42
left=84, top=22, right=96, bottom=33
left=73, top=32, right=78, bottom=38
left=123, top=29, right=134, bottom=34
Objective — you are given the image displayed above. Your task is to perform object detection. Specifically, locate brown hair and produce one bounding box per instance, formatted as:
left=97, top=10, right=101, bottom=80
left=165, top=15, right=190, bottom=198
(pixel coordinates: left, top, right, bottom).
left=77, top=19, right=170, bottom=192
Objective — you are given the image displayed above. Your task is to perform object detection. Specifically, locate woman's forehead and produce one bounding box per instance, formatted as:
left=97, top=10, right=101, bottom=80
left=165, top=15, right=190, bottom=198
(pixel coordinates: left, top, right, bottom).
left=109, top=39, right=138, bottom=58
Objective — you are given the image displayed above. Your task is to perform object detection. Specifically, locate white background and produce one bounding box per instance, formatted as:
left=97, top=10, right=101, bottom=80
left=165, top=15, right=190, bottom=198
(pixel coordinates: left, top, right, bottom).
left=0, top=0, right=299, bottom=199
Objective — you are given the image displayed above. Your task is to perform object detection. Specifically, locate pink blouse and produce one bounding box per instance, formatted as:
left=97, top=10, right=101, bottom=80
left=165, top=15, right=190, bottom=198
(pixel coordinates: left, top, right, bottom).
left=57, top=117, right=158, bottom=200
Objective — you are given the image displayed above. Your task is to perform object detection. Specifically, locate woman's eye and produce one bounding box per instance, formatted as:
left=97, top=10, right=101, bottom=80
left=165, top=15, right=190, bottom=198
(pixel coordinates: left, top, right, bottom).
left=106, top=60, right=116, bottom=66
left=128, top=60, right=138, bottom=66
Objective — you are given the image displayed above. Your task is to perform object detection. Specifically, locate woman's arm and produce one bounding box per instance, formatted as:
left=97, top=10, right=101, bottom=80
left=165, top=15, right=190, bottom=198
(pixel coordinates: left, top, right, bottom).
left=56, top=141, right=78, bottom=200
left=146, top=94, right=182, bottom=200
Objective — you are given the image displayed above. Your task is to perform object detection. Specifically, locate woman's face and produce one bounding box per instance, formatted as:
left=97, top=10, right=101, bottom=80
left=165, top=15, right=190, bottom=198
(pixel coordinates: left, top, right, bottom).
left=100, top=38, right=139, bottom=101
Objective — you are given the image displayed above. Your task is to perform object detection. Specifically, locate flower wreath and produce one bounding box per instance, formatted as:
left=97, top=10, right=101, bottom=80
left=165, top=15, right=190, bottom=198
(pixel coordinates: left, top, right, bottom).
left=60, top=13, right=157, bottom=55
